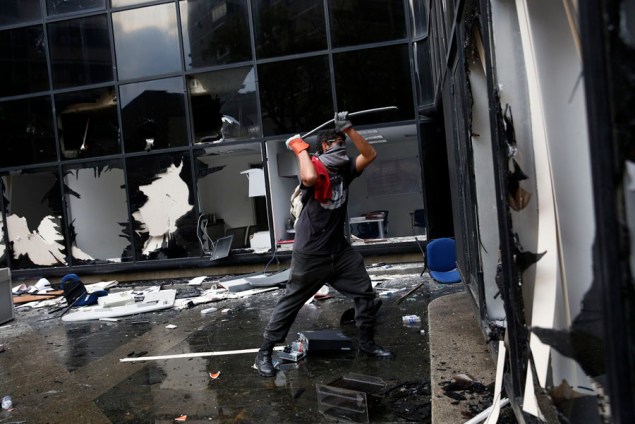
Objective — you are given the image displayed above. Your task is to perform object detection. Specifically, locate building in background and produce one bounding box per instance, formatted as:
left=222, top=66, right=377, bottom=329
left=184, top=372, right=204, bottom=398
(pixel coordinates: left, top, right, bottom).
left=1, top=1, right=633, bottom=422
left=0, top=0, right=432, bottom=278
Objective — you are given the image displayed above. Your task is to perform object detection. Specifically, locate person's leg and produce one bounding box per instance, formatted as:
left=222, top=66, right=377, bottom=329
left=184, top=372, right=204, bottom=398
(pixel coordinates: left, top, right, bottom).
left=329, top=246, right=394, bottom=358
left=255, top=251, right=332, bottom=376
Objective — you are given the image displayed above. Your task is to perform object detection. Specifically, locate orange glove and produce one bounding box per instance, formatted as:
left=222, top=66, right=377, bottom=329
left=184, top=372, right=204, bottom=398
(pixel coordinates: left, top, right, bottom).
left=285, top=134, right=309, bottom=155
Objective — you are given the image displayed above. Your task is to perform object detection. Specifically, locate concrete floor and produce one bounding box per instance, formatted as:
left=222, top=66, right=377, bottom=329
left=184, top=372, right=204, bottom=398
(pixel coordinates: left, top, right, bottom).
left=0, top=264, right=497, bottom=423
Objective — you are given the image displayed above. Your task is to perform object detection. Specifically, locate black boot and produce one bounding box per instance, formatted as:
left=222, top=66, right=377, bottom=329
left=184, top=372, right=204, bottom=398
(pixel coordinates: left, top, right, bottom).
left=254, top=340, right=276, bottom=377
left=359, top=326, right=394, bottom=359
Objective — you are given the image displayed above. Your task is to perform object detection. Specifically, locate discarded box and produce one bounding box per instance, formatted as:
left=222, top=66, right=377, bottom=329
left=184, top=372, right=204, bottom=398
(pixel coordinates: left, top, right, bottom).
left=298, top=329, right=353, bottom=353
left=327, top=373, right=386, bottom=397
left=316, top=373, right=386, bottom=423
left=316, top=384, right=369, bottom=423
left=277, top=340, right=306, bottom=362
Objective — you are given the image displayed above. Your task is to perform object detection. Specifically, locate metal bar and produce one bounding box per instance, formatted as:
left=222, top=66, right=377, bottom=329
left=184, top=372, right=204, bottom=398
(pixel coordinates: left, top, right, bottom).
left=119, top=346, right=286, bottom=362
left=300, top=106, right=398, bottom=139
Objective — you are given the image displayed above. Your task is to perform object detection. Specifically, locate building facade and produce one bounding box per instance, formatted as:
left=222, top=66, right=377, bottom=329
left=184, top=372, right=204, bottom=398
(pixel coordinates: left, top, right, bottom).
left=2, top=1, right=634, bottom=422
left=0, top=0, right=438, bottom=280
left=433, top=0, right=634, bottom=422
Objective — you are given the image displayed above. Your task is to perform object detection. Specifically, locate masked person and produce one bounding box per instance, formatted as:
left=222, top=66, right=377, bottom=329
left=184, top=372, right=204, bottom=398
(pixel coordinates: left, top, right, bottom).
left=254, top=112, right=394, bottom=377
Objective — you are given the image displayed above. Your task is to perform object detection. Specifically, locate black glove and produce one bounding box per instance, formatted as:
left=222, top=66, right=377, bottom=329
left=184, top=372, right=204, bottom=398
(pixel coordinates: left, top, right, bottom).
left=334, top=111, right=352, bottom=131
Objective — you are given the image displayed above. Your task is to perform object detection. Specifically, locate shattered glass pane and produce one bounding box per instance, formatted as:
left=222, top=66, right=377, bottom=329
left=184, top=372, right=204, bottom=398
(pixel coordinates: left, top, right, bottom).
left=0, top=25, right=49, bottom=98
left=252, top=0, right=327, bottom=59
left=195, top=142, right=269, bottom=252
left=328, top=0, right=407, bottom=48
left=45, top=0, right=104, bottom=17
left=3, top=169, right=68, bottom=269
left=187, top=66, right=259, bottom=143
left=180, top=0, right=251, bottom=69
left=0, top=0, right=41, bottom=28
left=62, top=161, right=131, bottom=264
left=48, top=14, right=113, bottom=89
left=126, top=152, right=198, bottom=260
left=55, top=87, right=121, bottom=159
left=0, top=96, right=57, bottom=168
left=120, top=77, right=188, bottom=153
left=258, top=55, right=332, bottom=136
left=112, top=3, right=181, bottom=81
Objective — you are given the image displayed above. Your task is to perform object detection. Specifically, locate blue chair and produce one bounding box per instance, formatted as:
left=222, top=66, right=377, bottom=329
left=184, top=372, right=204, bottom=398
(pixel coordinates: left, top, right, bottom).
left=418, top=237, right=461, bottom=284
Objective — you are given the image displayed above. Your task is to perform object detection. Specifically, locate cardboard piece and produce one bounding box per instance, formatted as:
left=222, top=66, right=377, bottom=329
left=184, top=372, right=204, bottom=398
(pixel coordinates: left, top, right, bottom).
left=13, top=290, right=64, bottom=304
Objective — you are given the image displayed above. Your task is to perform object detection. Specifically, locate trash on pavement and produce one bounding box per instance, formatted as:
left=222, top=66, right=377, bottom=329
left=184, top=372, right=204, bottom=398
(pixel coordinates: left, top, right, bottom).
left=402, top=315, right=421, bottom=326
left=1, top=395, right=13, bottom=410
left=316, top=374, right=386, bottom=423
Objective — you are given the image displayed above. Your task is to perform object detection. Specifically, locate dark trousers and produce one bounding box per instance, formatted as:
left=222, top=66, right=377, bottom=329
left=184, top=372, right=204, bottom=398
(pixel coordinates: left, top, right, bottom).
left=263, top=245, right=377, bottom=343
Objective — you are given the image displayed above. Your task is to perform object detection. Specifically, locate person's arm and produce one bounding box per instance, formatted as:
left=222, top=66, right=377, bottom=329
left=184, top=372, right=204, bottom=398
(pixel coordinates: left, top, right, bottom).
left=346, top=127, right=377, bottom=173
left=334, top=112, right=377, bottom=173
left=286, top=135, right=318, bottom=187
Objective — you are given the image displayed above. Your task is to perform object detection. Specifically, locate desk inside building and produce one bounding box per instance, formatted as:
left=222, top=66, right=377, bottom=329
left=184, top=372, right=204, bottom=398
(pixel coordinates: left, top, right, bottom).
left=349, top=216, right=386, bottom=238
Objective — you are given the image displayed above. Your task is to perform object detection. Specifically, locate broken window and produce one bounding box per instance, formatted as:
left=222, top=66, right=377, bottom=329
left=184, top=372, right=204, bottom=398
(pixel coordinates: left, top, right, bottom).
left=3, top=168, right=69, bottom=269
left=47, top=14, right=113, bottom=89
left=112, top=3, right=181, bottom=81
left=126, top=152, right=198, bottom=260
left=187, top=66, right=259, bottom=143
left=0, top=25, right=49, bottom=98
left=119, top=77, right=188, bottom=153
left=0, top=96, right=57, bottom=168
left=346, top=125, right=425, bottom=239
left=55, top=87, right=120, bottom=160
left=195, top=143, right=269, bottom=251
left=180, top=0, right=252, bottom=69
left=62, top=161, right=130, bottom=264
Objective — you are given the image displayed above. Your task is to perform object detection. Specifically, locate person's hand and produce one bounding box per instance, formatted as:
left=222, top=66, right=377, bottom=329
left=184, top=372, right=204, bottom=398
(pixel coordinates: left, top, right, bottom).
left=285, top=134, right=309, bottom=155
left=334, top=111, right=352, bottom=131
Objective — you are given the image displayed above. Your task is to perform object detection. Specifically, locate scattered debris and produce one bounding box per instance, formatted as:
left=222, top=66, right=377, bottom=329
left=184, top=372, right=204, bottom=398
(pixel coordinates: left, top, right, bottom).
left=317, top=374, right=386, bottom=423
left=174, top=414, right=187, bottom=422
left=2, top=395, right=13, bottom=410
left=438, top=373, right=498, bottom=419
left=200, top=307, right=218, bottom=315
left=385, top=380, right=431, bottom=422
left=402, top=314, right=422, bottom=326
left=396, top=282, right=424, bottom=304
left=188, top=276, right=208, bottom=286
left=209, top=371, right=221, bottom=379
left=62, top=289, right=177, bottom=322
left=165, top=324, right=178, bottom=329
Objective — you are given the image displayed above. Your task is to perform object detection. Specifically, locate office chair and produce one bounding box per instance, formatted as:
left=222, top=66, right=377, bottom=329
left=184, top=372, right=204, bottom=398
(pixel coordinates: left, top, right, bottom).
left=415, top=237, right=461, bottom=284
